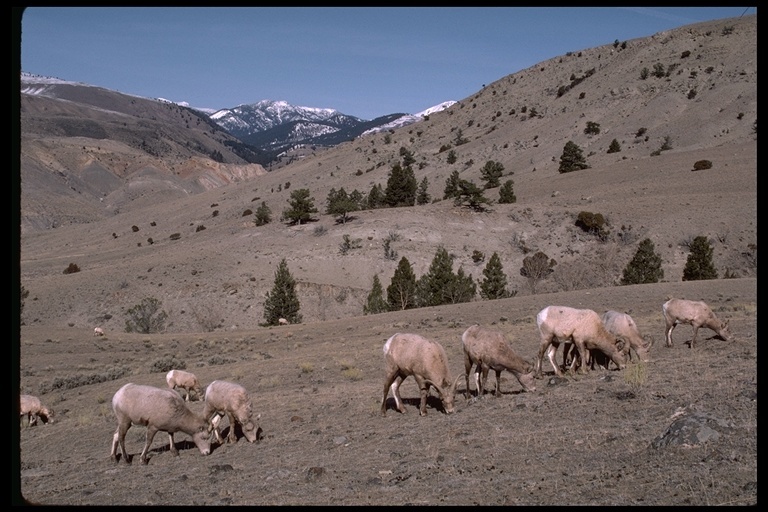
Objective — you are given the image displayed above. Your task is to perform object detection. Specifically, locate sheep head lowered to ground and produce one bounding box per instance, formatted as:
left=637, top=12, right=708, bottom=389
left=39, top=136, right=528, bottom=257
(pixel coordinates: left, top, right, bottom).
left=20, top=394, right=54, bottom=427
left=203, top=380, right=260, bottom=444
left=662, top=298, right=733, bottom=349
left=381, top=333, right=461, bottom=416
left=535, top=306, right=627, bottom=378
left=461, top=324, right=536, bottom=397
left=601, top=310, right=653, bottom=362
left=110, top=383, right=212, bottom=465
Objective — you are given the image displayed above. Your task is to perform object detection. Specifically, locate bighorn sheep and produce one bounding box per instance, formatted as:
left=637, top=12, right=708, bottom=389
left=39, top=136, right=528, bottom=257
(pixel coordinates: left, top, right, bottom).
left=278, top=318, right=289, bottom=325
left=601, top=310, right=654, bottom=362
left=203, top=380, right=260, bottom=444
left=110, top=383, right=212, bottom=465
left=662, top=298, right=733, bottom=348
left=535, top=306, right=627, bottom=378
left=93, top=327, right=105, bottom=337
left=381, top=333, right=461, bottom=416
left=461, top=324, right=536, bottom=397
left=20, top=394, right=54, bottom=427
left=166, top=369, right=203, bottom=402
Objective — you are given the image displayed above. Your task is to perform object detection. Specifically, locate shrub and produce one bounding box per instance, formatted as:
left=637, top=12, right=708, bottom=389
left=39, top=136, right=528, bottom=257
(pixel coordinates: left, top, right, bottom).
left=242, top=209, right=253, bottom=217
left=131, top=225, right=140, bottom=232
left=692, top=159, right=713, bottom=171
left=63, top=263, right=81, bottom=274
left=169, top=233, right=181, bottom=240
left=195, top=224, right=206, bottom=232
left=471, top=250, right=485, bottom=264
left=584, top=121, right=601, bottom=135
left=575, top=211, right=609, bottom=241
left=149, top=356, right=186, bottom=373
left=125, top=297, right=168, bottom=334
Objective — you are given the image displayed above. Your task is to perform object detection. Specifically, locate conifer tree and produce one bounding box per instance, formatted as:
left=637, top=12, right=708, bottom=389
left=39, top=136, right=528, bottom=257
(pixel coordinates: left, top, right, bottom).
left=416, top=246, right=457, bottom=307
left=607, top=138, right=622, bottom=154
left=480, top=160, right=505, bottom=189
left=444, top=266, right=477, bottom=304
left=326, top=187, right=359, bottom=224
left=281, top=188, right=318, bottom=225
left=620, top=238, right=664, bottom=285
left=387, top=256, right=418, bottom=311
left=363, top=274, right=388, bottom=315
left=558, top=140, right=589, bottom=173
left=683, top=236, right=718, bottom=281
left=454, top=179, right=491, bottom=212
left=444, top=170, right=461, bottom=199
left=254, top=201, right=272, bottom=226
left=498, top=180, right=517, bottom=204
left=366, top=183, right=385, bottom=209
left=263, top=258, right=302, bottom=325
left=480, top=252, right=514, bottom=299
left=416, top=177, right=431, bottom=205
left=383, top=163, right=417, bottom=207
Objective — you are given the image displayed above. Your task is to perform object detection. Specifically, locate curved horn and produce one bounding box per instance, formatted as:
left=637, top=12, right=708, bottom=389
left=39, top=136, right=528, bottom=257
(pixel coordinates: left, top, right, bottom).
left=643, top=333, right=655, bottom=349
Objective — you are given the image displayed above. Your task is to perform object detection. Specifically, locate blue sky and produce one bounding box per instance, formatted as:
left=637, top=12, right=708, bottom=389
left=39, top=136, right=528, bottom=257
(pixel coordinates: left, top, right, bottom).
left=20, top=7, right=754, bottom=120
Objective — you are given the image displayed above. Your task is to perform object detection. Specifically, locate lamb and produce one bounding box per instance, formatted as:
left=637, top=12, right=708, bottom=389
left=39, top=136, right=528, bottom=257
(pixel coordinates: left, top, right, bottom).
left=278, top=317, right=289, bottom=325
left=461, top=324, right=536, bottom=397
left=93, top=327, right=105, bottom=337
left=381, top=333, right=461, bottom=416
left=662, top=298, right=733, bottom=348
left=534, top=306, right=627, bottom=378
left=20, top=394, right=54, bottom=427
left=601, top=310, right=654, bottom=362
left=166, top=369, right=203, bottom=402
left=203, top=380, right=260, bottom=444
left=110, top=383, right=212, bottom=465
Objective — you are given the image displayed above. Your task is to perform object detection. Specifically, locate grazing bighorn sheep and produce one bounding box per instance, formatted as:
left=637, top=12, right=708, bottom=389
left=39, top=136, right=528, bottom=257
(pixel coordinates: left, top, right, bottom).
left=110, top=383, right=212, bottom=465
left=166, top=369, right=203, bottom=402
left=601, top=310, right=654, bottom=362
left=203, top=380, right=260, bottom=444
left=662, top=298, right=733, bottom=348
left=20, top=394, right=54, bottom=427
left=278, top=318, right=289, bottom=325
left=461, top=324, right=536, bottom=397
left=381, top=333, right=461, bottom=416
left=535, top=306, right=627, bottom=378
left=93, top=327, right=105, bottom=337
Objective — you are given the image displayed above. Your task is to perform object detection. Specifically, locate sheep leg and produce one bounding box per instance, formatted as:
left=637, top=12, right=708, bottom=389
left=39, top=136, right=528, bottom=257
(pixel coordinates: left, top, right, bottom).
left=575, top=341, right=590, bottom=375
left=414, top=376, right=430, bottom=416
left=665, top=322, right=677, bottom=347
left=546, top=342, right=564, bottom=377
left=226, top=412, right=238, bottom=443
left=210, top=414, right=225, bottom=444
left=493, top=369, right=503, bottom=397
left=112, top=422, right=132, bottom=464
left=479, top=363, right=491, bottom=396
left=690, top=325, right=700, bottom=349
left=463, top=353, right=473, bottom=399
left=140, top=426, right=160, bottom=464
left=391, top=376, right=407, bottom=413
left=382, top=371, right=404, bottom=414
left=535, top=340, right=551, bottom=378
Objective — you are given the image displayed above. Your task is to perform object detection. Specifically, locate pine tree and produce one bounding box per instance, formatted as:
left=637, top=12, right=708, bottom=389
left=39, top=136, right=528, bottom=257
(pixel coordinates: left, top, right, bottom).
left=607, top=138, right=622, bottom=154
left=444, top=170, right=461, bottom=199
left=263, top=258, right=302, bottom=325
left=363, top=274, right=388, bottom=315
left=416, top=177, right=431, bottom=205
left=366, top=183, right=385, bottom=210
left=498, top=180, right=517, bottom=204
left=253, top=201, right=272, bottom=226
left=444, top=266, right=477, bottom=304
left=620, top=238, right=664, bottom=285
left=480, top=160, right=505, bottom=189
left=683, top=236, right=718, bottom=281
left=558, top=140, right=589, bottom=173
left=387, top=256, right=418, bottom=311
left=281, top=188, right=318, bottom=225
left=326, top=187, right=359, bottom=224
left=454, top=179, right=491, bottom=212
left=416, top=246, right=457, bottom=307
left=383, top=163, right=417, bottom=208
left=480, top=252, right=514, bottom=299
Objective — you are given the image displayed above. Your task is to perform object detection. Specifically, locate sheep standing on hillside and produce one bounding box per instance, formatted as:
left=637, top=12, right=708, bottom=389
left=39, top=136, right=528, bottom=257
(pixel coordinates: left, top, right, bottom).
left=601, top=310, right=654, bottom=362
left=110, top=383, right=212, bottom=465
left=535, top=306, right=627, bottom=378
left=20, top=394, right=54, bottom=427
left=381, top=333, right=461, bottom=416
left=166, top=369, right=203, bottom=402
left=662, top=298, right=733, bottom=348
left=203, top=380, right=260, bottom=444
left=461, top=324, right=536, bottom=397
left=93, top=327, right=105, bottom=337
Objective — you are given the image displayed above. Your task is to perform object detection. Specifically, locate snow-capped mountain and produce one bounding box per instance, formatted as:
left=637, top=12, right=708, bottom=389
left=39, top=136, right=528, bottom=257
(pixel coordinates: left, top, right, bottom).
left=361, top=101, right=457, bottom=136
